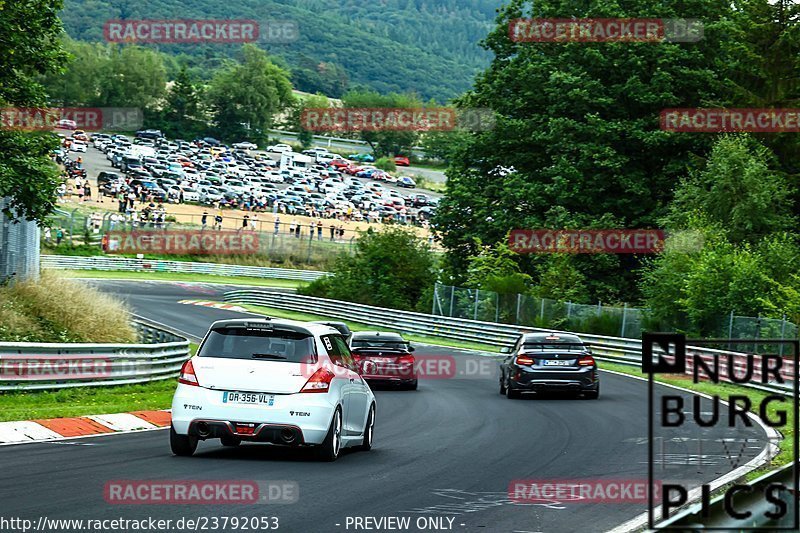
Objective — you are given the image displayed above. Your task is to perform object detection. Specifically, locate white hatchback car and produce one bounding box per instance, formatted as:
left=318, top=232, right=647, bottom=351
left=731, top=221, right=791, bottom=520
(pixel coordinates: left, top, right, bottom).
left=170, top=318, right=376, bottom=461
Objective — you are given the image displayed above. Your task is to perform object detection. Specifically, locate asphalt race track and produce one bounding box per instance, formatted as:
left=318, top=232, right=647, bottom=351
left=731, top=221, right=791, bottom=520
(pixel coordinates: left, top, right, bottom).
left=0, top=280, right=769, bottom=533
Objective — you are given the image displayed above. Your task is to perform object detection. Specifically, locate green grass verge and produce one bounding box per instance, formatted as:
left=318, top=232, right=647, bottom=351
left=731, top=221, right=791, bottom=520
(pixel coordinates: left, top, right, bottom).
left=59, top=269, right=307, bottom=288
left=599, top=360, right=792, bottom=481
left=241, top=303, right=500, bottom=353
left=0, top=380, right=177, bottom=422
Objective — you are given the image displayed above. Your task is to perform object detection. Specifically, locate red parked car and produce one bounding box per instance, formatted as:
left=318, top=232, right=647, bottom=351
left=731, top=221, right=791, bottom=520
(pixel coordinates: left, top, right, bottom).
left=350, top=331, right=417, bottom=390
left=394, top=155, right=410, bottom=166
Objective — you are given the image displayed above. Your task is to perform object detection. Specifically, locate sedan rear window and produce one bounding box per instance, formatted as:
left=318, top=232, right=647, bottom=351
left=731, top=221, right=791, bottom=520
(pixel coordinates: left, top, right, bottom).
left=198, top=327, right=316, bottom=362
left=351, top=339, right=409, bottom=351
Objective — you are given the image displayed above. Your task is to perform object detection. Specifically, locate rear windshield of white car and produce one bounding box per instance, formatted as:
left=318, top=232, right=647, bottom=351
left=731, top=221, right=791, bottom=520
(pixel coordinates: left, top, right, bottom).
left=198, top=327, right=316, bottom=363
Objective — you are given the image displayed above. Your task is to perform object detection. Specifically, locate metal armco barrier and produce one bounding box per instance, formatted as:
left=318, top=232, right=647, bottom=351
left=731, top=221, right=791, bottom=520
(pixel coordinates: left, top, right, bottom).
left=223, top=290, right=794, bottom=395
left=0, top=319, right=190, bottom=391
left=41, top=254, right=329, bottom=281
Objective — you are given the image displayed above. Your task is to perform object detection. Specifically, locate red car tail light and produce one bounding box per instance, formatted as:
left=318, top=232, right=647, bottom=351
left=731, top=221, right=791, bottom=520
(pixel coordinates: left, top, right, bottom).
left=178, top=359, right=200, bottom=386
left=515, top=355, right=535, bottom=366
left=300, top=368, right=335, bottom=393
left=396, top=354, right=415, bottom=366
left=578, top=355, right=596, bottom=366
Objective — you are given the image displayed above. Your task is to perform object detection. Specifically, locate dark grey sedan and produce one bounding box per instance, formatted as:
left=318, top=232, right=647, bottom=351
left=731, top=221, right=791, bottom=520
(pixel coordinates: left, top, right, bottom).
left=499, top=332, right=599, bottom=399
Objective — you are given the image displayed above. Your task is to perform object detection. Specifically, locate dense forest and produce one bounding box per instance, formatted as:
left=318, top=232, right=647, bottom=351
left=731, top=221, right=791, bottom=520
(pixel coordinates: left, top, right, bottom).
left=61, top=0, right=501, bottom=101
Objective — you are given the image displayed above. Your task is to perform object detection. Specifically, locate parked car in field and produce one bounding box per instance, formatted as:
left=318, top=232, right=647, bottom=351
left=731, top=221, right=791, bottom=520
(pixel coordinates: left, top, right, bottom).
left=394, top=155, right=410, bottom=166
left=267, top=143, right=292, bottom=153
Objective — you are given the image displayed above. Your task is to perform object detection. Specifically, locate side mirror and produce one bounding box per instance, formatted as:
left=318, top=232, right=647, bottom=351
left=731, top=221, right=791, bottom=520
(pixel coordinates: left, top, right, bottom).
left=407, top=345, right=415, bottom=352
left=500, top=347, right=512, bottom=354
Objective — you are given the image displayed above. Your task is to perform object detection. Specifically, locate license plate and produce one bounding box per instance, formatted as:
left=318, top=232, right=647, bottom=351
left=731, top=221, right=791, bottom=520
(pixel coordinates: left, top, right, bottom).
left=222, top=391, right=275, bottom=406
left=542, top=360, right=571, bottom=366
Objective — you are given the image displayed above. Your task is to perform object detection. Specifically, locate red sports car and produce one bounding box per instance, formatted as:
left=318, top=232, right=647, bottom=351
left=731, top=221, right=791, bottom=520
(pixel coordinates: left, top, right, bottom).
left=394, top=156, right=410, bottom=166
left=350, top=331, right=417, bottom=390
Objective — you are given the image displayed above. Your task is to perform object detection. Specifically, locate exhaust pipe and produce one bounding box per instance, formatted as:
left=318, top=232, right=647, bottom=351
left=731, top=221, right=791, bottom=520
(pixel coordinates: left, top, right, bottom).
left=280, top=428, right=296, bottom=443
left=196, top=422, right=211, bottom=438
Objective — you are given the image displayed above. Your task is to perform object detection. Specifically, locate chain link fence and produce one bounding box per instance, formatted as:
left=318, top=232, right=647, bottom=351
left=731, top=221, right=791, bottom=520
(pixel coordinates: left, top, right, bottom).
left=0, top=198, right=40, bottom=284
left=432, top=282, right=798, bottom=344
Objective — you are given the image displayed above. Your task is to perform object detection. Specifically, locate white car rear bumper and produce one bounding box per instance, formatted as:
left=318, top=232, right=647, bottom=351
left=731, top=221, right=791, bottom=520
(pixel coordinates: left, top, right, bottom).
left=171, top=384, right=338, bottom=445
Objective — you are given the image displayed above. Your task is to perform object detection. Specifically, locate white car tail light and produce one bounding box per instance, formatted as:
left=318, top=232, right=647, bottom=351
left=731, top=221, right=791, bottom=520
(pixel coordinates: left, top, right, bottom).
left=300, top=368, right=335, bottom=393
left=178, top=359, right=200, bottom=386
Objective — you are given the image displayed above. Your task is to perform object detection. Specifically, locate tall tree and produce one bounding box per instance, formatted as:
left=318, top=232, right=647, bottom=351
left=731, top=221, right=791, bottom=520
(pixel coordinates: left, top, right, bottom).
left=0, top=0, right=67, bottom=222
left=99, top=45, right=167, bottom=110
left=158, top=65, right=205, bottom=139
left=208, top=45, right=295, bottom=143
left=341, top=90, right=422, bottom=156
left=434, top=0, right=736, bottom=301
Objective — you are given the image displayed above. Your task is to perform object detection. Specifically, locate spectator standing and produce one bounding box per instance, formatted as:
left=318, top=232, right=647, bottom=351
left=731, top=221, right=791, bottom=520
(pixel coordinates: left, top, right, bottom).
left=55, top=227, right=64, bottom=245
left=242, top=214, right=250, bottom=232
left=250, top=213, right=258, bottom=231
left=44, top=227, right=52, bottom=243
left=289, top=220, right=296, bottom=236
left=214, top=211, right=224, bottom=231
left=83, top=182, right=91, bottom=203
left=329, top=223, right=336, bottom=241
left=317, top=220, right=323, bottom=240
left=201, top=211, right=208, bottom=229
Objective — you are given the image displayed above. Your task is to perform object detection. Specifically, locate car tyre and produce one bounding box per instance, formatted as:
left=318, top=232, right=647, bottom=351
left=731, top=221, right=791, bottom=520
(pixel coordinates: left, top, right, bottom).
left=584, top=387, right=600, bottom=400
left=170, top=425, right=198, bottom=456
left=315, top=407, right=342, bottom=462
left=357, top=404, right=376, bottom=451
left=505, top=380, right=522, bottom=399
left=499, top=373, right=507, bottom=395
left=407, top=379, right=418, bottom=391
left=220, top=434, right=242, bottom=447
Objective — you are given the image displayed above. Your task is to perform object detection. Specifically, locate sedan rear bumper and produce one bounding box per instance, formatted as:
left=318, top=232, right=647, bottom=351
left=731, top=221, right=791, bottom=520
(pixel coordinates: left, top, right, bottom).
left=510, top=367, right=598, bottom=391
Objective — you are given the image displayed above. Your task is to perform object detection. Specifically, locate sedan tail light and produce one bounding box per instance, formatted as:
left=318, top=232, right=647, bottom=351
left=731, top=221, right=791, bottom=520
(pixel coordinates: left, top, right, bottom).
left=178, top=359, right=199, bottom=386
left=396, top=355, right=415, bottom=366
left=300, top=368, right=335, bottom=393
left=578, top=355, right=596, bottom=366
left=515, top=355, right=535, bottom=366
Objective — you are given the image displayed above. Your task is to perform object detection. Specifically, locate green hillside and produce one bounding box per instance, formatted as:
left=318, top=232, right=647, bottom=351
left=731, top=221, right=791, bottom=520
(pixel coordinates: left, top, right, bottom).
left=61, top=0, right=502, bottom=101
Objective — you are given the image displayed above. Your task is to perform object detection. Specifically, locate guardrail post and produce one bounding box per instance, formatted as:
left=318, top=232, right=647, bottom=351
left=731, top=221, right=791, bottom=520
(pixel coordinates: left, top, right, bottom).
left=779, top=315, right=786, bottom=356
left=495, top=292, right=500, bottom=323
left=620, top=303, right=627, bottom=338
left=515, top=293, right=521, bottom=324
left=473, top=289, right=479, bottom=321
left=449, top=285, right=455, bottom=318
